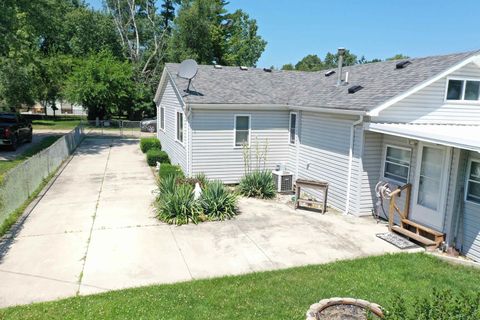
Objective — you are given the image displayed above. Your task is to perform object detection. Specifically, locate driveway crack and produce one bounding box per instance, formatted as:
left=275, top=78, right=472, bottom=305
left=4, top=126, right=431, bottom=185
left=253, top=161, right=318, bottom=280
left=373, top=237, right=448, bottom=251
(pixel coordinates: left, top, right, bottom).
left=76, top=140, right=113, bottom=295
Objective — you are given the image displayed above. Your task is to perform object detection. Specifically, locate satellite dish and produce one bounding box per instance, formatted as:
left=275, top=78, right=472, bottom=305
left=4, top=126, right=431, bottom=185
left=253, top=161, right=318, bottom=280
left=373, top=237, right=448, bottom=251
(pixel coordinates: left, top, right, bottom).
left=177, top=59, right=198, bottom=93
left=178, top=59, right=198, bottom=80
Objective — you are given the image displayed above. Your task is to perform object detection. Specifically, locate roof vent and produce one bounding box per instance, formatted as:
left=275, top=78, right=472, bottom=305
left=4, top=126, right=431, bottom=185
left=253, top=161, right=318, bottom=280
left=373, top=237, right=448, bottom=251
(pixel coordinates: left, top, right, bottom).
left=239, top=66, right=248, bottom=71
left=395, top=60, right=411, bottom=69
left=325, top=70, right=335, bottom=77
left=348, top=85, right=364, bottom=94
left=214, top=64, right=223, bottom=69
left=263, top=68, right=272, bottom=73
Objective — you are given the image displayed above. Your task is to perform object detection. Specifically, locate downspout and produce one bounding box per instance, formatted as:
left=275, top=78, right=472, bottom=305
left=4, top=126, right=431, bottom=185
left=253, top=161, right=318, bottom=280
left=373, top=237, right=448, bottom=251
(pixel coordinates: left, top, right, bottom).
left=344, top=115, right=364, bottom=215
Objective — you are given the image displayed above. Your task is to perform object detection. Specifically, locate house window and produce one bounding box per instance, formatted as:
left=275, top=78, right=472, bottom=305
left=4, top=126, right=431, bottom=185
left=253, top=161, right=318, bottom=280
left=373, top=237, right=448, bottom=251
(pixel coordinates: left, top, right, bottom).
left=234, top=115, right=250, bottom=147
left=446, top=79, right=480, bottom=101
left=289, top=113, right=297, bottom=144
left=176, top=111, right=183, bottom=142
left=466, top=159, right=480, bottom=204
left=383, top=145, right=411, bottom=183
left=160, top=106, right=165, bottom=130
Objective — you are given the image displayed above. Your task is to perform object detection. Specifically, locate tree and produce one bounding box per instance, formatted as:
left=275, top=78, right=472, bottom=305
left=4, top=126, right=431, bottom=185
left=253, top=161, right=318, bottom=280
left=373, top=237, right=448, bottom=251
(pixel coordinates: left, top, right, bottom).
left=106, top=0, right=167, bottom=85
left=221, top=10, right=267, bottom=67
left=161, top=0, right=180, bottom=33
left=281, top=63, right=294, bottom=71
left=387, top=54, right=410, bottom=61
left=357, top=55, right=382, bottom=64
left=169, top=0, right=266, bottom=67
left=323, top=49, right=357, bottom=69
left=295, top=54, right=323, bottom=71
left=34, top=55, right=74, bottom=116
left=65, top=51, right=134, bottom=120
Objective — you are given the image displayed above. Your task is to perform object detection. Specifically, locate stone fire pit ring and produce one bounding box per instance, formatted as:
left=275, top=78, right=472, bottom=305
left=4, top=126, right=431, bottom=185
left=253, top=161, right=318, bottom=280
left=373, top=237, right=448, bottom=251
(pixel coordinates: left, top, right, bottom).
left=306, top=297, right=384, bottom=319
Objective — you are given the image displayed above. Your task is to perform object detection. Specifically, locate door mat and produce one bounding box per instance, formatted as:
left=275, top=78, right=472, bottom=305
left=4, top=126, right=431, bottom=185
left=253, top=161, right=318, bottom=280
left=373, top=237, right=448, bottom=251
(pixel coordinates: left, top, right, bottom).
left=376, top=232, right=419, bottom=249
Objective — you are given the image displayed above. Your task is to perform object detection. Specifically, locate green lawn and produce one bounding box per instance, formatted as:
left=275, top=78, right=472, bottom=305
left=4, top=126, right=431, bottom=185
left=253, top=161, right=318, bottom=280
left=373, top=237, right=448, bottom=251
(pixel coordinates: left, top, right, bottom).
left=32, top=119, right=82, bottom=130
left=0, top=135, right=61, bottom=180
left=0, top=253, right=479, bottom=319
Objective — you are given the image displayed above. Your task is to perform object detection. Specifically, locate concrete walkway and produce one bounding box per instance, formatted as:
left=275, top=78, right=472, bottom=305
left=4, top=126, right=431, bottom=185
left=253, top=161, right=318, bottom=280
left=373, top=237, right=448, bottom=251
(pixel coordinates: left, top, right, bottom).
left=0, top=138, right=413, bottom=308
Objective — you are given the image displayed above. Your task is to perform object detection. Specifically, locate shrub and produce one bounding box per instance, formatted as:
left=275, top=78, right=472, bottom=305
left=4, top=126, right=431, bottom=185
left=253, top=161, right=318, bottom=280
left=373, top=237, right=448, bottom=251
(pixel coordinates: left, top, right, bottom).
left=238, top=170, right=276, bottom=199
left=159, top=164, right=184, bottom=180
left=146, top=149, right=170, bottom=166
left=140, top=137, right=161, bottom=153
left=383, top=289, right=480, bottom=319
left=156, top=183, right=201, bottom=225
left=200, top=181, right=238, bottom=221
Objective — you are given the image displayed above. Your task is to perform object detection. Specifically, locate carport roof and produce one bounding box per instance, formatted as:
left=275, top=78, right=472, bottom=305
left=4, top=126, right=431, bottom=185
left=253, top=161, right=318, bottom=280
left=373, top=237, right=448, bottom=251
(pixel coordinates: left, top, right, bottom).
left=366, top=122, right=480, bottom=153
left=163, top=50, right=479, bottom=112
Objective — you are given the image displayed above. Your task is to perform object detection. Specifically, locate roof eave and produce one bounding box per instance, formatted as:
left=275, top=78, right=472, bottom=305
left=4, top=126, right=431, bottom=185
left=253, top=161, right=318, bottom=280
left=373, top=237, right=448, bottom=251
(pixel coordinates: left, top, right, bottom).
left=189, top=103, right=367, bottom=115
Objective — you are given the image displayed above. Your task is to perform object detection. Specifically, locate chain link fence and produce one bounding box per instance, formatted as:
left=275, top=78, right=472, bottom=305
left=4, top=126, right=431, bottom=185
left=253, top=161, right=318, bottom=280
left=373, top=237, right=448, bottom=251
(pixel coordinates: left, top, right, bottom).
left=81, top=120, right=155, bottom=139
left=0, top=126, right=85, bottom=228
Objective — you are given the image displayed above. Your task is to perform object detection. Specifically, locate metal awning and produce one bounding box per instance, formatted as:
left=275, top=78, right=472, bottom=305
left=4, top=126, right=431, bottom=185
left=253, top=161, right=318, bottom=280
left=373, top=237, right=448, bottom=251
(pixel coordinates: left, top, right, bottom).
left=365, top=122, right=480, bottom=153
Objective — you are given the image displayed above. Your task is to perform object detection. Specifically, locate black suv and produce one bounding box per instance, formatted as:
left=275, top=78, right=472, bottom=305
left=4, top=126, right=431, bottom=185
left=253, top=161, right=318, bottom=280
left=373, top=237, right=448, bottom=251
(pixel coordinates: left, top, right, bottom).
left=0, top=113, right=33, bottom=150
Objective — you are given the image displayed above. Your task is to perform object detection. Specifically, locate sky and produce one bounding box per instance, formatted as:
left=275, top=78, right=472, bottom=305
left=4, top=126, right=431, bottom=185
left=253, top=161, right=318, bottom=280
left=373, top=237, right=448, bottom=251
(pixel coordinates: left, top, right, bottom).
left=86, top=0, right=480, bottom=68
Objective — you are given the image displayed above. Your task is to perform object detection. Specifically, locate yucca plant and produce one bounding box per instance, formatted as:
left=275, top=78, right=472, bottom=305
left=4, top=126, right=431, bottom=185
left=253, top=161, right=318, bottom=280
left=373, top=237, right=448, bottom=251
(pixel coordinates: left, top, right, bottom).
left=238, top=170, right=276, bottom=199
left=156, top=183, right=201, bottom=225
left=200, top=181, right=238, bottom=221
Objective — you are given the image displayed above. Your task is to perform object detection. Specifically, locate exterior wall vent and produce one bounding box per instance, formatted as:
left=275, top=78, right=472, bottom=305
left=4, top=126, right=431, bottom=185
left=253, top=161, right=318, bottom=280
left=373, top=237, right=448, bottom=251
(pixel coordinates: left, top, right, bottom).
left=325, top=70, right=336, bottom=77
left=348, top=85, right=364, bottom=94
left=395, top=60, right=411, bottom=69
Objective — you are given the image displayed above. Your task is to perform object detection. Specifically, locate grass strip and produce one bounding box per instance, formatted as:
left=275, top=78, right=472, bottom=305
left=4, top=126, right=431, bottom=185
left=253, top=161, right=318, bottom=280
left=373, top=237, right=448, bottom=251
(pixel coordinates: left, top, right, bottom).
left=0, top=253, right=479, bottom=319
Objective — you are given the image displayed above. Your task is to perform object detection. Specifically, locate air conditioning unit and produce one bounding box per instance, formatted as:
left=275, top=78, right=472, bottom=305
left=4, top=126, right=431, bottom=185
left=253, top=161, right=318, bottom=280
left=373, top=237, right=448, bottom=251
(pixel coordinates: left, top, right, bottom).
left=272, top=170, right=293, bottom=193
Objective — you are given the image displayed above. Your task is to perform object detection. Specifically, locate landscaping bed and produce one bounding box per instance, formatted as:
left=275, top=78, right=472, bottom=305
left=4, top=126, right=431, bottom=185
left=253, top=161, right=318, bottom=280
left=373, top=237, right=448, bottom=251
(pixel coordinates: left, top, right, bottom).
left=0, top=253, right=479, bottom=319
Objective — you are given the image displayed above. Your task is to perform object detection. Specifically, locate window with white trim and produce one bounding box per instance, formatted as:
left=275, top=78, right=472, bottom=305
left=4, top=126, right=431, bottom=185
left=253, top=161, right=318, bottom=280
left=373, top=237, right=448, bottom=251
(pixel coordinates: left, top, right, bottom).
left=160, top=106, right=165, bottom=130
left=383, top=146, right=411, bottom=183
left=234, top=115, right=250, bottom=147
left=466, top=159, right=480, bottom=204
left=176, top=111, right=183, bottom=142
left=446, top=79, right=480, bottom=101
left=289, top=113, right=297, bottom=144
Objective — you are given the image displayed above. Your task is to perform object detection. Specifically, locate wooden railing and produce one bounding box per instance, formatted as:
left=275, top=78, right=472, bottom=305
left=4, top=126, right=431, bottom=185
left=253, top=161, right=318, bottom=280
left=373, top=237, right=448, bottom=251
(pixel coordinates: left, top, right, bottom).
left=388, top=183, right=412, bottom=231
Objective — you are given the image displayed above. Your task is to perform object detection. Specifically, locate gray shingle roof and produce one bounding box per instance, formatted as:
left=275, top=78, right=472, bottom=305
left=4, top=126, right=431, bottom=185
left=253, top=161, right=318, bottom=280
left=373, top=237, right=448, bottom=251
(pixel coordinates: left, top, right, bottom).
left=164, top=50, right=479, bottom=112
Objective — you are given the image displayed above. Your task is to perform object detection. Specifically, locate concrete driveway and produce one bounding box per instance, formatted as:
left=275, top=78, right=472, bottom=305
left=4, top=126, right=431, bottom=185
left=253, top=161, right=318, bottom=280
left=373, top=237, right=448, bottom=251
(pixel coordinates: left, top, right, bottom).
left=0, top=138, right=412, bottom=308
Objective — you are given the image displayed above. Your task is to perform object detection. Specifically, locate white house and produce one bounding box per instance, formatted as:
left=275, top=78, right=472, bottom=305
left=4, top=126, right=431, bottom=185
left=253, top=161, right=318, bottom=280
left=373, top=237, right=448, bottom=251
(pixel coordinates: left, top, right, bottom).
left=154, top=50, right=480, bottom=262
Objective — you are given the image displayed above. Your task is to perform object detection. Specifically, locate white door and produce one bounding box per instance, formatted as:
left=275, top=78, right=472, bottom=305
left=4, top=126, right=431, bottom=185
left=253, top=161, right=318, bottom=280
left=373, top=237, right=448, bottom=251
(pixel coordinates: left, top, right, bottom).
left=411, top=143, right=450, bottom=231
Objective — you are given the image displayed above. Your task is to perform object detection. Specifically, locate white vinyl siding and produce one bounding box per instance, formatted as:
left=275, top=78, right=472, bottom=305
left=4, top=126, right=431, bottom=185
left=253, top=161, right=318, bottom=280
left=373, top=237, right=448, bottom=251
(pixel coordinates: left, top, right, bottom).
left=358, top=132, right=383, bottom=215
left=191, top=109, right=289, bottom=184
left=462, top=152, right=480, bottom=262
left=375, top=62, right=480, bottom=124
left=156, top=79, right=188, bottom=174
left=296, top=112, right=357, bottom=213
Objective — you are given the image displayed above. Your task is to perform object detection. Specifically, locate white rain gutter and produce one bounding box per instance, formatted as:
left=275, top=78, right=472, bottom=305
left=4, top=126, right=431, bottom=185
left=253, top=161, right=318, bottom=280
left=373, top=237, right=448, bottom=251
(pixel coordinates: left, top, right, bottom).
left=344, top=115, right=364, bottom=215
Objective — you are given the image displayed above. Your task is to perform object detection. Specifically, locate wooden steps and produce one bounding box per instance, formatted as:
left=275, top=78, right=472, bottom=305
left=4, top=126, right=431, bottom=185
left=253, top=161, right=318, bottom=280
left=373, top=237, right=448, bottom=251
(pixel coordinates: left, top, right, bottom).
left=391, top=226, right=437, bottom=247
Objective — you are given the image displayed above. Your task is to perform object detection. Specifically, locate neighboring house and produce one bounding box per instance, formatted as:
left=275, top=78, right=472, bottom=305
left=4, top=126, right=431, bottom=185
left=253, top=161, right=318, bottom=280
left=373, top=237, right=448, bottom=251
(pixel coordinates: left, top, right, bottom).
left=28, top=101, right=86, bottom=116
left=154, top=51, right=480, bottom=262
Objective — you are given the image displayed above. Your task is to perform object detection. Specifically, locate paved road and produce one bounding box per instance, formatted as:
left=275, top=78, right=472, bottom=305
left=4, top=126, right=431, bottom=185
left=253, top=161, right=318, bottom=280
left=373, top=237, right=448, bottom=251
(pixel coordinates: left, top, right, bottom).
left=0, top=137, right=411, bottom=308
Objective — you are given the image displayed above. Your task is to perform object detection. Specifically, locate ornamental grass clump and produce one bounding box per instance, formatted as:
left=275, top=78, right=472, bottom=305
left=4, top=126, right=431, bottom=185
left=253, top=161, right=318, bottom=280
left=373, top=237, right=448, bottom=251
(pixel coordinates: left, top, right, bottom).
left=238, top=170, right=276, bottom=199
left=200, top=180, right=238, bottom=221
left=156, top=182, right=201, bottom=225
left=140, top=137, right=161, bottom=153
